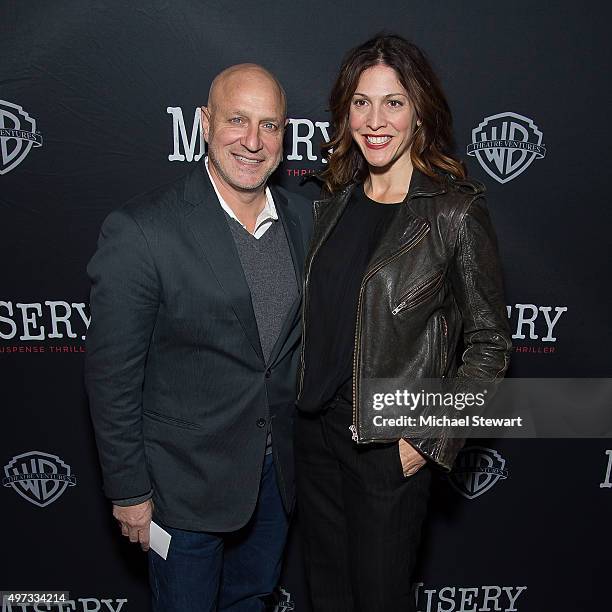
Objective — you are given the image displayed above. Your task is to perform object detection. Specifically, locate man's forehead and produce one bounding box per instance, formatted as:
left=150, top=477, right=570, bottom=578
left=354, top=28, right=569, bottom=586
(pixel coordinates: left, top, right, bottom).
left=217, top=74, right=279, bottom=100
left=214, top=90, right=283, bottom=119
left=208, top=65, right=285, bottom=115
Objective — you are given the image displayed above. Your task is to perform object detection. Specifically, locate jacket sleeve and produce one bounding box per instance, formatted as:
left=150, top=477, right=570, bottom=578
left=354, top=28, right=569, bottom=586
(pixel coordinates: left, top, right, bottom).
left=412, top=196, right=512, bottom=471
left=85, top=208, right=160, bottom=500
left=450, top=196, right=512, bottom=381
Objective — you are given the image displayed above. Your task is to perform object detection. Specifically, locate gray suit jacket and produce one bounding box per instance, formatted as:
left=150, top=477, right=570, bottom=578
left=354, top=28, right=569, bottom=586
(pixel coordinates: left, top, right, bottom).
left=85, top=165, right=312, bottom=531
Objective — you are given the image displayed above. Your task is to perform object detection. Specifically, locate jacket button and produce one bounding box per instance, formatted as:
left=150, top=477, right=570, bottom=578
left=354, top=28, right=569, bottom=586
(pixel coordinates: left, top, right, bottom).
left=265, top=369, right=271, bottom=378
left=256, top=418, right=267, bottom=428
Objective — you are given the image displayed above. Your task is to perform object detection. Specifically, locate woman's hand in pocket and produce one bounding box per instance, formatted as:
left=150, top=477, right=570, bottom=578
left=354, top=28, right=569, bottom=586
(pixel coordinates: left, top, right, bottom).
left=398, top=438, right=426, bottom=477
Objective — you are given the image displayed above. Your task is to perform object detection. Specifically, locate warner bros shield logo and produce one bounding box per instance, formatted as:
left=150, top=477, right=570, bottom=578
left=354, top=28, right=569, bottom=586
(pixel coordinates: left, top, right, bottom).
left=467, top=112, right=546, bottom=184
left=2, top=451, right=77, bottom=507
left=448, top=446, right=508, bottom=499
left=0, top=100, right=43, bottom=175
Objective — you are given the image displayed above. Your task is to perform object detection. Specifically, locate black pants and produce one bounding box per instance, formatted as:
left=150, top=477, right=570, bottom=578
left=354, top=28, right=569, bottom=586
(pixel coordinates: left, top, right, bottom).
left=295, top=398, right=431, bottom=612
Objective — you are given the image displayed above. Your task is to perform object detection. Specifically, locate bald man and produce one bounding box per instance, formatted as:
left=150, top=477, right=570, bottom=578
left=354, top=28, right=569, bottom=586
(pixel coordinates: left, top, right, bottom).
left=85, top=64, right=312, bottom=611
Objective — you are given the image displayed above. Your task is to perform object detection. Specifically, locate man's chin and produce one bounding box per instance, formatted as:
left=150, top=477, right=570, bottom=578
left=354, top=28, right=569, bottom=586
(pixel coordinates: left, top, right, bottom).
left=214, top=166, right=269, bottom=192
left=230, top=175, right=268, bottom=192
left=231, top=167, right=278, bottom=191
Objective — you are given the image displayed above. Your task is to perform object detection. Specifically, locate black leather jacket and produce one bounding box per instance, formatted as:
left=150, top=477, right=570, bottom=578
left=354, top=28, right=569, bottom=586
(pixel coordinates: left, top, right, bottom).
left=296, top=170, right=512, bottom=470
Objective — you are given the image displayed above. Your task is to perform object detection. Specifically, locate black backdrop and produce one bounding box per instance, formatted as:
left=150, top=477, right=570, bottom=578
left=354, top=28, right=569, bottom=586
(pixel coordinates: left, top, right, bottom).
left=1, top=2, right=611, bottom=610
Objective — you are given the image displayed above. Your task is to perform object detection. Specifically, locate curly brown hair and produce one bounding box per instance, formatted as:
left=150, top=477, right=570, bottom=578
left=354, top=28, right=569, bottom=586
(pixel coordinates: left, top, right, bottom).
left=321, top=34, right=466, bottom=194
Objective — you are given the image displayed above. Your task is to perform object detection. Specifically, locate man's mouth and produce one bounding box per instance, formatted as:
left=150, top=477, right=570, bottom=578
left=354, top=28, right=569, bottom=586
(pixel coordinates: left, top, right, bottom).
left=233, top=154, right=264, bottom=165
left=363, top=135, right=392, bottom=149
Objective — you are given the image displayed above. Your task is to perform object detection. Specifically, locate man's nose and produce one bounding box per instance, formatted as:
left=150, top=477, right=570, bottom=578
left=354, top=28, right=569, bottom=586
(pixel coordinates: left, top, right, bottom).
left=241, top=123, right=263, bottom=152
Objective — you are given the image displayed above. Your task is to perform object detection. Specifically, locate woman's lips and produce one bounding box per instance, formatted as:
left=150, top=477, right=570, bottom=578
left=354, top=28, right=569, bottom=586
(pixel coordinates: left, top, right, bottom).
left=363, top=135, right=392, bottom=150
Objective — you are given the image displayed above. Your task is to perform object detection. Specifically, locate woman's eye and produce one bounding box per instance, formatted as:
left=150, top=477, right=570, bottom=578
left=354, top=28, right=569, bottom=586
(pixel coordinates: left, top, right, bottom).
left=352, top=99, right=367, bottom=107
left=388, top=100, right=403, bottom=108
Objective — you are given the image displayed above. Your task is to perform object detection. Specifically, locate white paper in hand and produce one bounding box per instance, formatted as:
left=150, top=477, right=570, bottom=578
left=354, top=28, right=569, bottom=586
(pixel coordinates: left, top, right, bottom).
left=150, top=521, right=171, bottom=560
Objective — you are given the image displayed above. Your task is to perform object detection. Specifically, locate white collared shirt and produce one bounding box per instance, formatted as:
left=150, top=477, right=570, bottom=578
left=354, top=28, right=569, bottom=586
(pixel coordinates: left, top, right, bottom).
left=205, top=156, right=278, bottom=239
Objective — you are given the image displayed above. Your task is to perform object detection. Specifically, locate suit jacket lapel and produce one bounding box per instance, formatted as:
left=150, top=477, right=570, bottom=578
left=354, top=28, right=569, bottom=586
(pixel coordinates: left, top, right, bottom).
left=266, top=186, right=306, bottom=367
left=271, top=186, right=304, bottom=293
left=183, top=166, right=264, bottom=363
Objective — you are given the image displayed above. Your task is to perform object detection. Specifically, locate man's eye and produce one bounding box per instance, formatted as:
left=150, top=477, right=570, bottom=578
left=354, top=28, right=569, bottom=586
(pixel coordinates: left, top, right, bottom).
left=230, top=117, right=243, bottom=124
left=262, top=122, right=278, bottom=130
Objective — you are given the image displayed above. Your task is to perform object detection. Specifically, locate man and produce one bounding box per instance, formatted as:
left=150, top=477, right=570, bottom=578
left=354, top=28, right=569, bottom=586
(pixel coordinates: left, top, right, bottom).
left=85, top=64, right=312, bottom=612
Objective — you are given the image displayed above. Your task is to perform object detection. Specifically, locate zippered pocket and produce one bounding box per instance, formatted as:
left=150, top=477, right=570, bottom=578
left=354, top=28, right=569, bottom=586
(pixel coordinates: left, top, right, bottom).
left=392, top=271, right=444, bottom=316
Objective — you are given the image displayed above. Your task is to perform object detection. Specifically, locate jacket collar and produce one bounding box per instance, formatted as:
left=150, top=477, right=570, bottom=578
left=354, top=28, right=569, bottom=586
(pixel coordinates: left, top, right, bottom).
left=308, top=168, right=445, bottom=273
left=406, top=168, right=448, bottom=199
left=312, top=167, right=446, bottom=231
left=181, top=165, right=305, bottom=365
left=182, top=165, right=264, bottom=362
left=315, top=167, right=447, bottom=208
left=183, top=166, right=304, bottom=275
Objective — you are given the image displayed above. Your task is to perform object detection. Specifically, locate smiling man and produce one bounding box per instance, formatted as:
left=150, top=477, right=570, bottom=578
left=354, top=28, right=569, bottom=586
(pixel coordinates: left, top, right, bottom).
left=85, top=64, right=312, bottom=612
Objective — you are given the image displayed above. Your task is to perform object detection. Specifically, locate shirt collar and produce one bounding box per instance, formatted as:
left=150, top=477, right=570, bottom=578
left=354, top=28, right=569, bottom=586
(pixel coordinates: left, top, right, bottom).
left=205, top=156, right=278, bottom=238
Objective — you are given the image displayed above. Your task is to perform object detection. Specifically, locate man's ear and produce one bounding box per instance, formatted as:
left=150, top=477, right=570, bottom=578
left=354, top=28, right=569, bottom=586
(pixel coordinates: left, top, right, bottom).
left=200, top=106, right=210, bottom=142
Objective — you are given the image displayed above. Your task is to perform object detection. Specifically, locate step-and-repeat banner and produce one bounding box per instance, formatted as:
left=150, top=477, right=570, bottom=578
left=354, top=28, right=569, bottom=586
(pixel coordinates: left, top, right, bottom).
left=2, top=1, right=611, bottom=610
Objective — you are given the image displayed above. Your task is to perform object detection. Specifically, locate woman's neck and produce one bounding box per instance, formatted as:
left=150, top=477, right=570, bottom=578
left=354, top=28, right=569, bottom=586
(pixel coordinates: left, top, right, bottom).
left=365, top=158, right=414, bottom=204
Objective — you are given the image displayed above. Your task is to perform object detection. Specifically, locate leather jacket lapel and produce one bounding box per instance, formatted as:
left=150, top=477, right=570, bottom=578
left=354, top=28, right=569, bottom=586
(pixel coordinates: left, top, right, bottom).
left=366, top=170, right=446, bottom=270
left=366, top=205, right=430, bottom=271
left=306, top=185, right=354, bottom=272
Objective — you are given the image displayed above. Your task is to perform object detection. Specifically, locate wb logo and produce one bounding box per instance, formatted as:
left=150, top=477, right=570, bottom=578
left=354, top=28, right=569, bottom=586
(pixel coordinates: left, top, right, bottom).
left=3, top=451, right=77, bottom=507
left=448, top=446, right=508, bottom=499
left=467, top=112, right=546, bottom=184
left=0, top=100, right=43, bottom=175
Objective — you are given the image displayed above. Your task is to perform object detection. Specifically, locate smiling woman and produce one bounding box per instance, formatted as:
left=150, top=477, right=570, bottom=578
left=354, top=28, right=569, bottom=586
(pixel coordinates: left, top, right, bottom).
left=320, top=35, right=466, bottom=196
left=349, top=64, right=419, bottom=179
left=295, top=34, right=512, bottom=612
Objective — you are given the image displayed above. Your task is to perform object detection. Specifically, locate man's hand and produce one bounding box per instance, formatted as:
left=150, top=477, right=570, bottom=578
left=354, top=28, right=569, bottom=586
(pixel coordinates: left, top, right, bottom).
left=398, top=439, right=426, bottom=477
left=112, top=499, right=153, bottom=551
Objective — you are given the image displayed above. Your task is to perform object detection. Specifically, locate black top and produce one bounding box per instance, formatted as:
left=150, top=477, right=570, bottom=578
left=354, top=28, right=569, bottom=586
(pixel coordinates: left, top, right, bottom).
left=298, top=184, right=402, bottom=412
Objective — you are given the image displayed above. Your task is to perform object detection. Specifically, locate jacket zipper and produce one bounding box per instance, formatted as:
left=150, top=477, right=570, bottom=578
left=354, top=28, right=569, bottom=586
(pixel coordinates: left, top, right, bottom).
left=298, top=186, right=441, bottom=403
left=352, top=223, right=430, bottom=442
left=439, top=312, right=448, bottom=377
left=391, top=272, right=444, bottom=316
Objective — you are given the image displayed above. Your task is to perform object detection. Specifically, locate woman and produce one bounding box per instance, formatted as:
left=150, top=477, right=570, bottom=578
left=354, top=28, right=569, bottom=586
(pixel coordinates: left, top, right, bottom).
left=295, top=34, right=512, bottom=611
